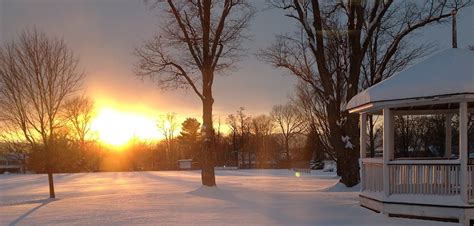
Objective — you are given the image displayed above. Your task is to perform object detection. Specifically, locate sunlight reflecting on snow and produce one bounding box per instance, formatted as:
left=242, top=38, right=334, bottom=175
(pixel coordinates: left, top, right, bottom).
left=0, top=170, right=454, bottom=225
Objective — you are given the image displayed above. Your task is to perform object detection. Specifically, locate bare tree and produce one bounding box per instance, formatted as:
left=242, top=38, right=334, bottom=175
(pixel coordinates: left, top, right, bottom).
left=135, top=0, right=254, bottom=186
left=157, top=112, right=179, bottom=161
left=251, top=114, right=275, bottom=165
left=0, top=28, right=83, bottom=198
left=61, top=95, right=96, bottom=171
left=264, top=0, right=470, bottom=186
left=271, top=103, right=305, bottom=160
left=62, top=96, right=95, bottom=145
left=358, top=3, right=436, bottom=158
left=226, top=107, right=252, bottom=167
left=251, top=115, right=274, bottom=141
left=293, top=82, right=335, bottom=160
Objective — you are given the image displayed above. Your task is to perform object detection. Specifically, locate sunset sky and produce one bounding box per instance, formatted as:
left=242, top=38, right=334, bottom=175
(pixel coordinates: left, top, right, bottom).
left=1, top=0, right=473, bottom=143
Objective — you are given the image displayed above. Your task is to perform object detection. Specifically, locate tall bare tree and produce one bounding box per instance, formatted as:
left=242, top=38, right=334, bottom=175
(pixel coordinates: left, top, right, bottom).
left=264, top=0, right=470, bottom=186
left=359, top=3, right=436, bottom=158
left=61, top=95, right=96, bottom=171
left=157, top=113, right=179, bottom=161
left=135, top=0, right=254, bottom=186
left=251, top=114, right=275, bottom=165
left=271, top=103, right=305, bottom=160
left=226, top=107, right=252, bottom=167
left=0, top=28, right=83, bottom=198
left=62, top=96, right=95, bottom=145
left=293, top=82, right=335, bottom=160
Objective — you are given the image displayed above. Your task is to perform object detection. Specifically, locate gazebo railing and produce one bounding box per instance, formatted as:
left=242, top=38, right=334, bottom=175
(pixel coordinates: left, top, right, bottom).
left=468, top=165, right=474, bottom=202
left=388, top=161, right=461, bottom=196
left=361, top=158, right=474, bottom=203
left=361, top=158, right=383, bottom=192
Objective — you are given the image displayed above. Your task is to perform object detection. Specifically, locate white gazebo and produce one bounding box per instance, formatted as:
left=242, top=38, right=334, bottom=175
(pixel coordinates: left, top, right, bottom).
left=347, top=48, right=473, bottom=225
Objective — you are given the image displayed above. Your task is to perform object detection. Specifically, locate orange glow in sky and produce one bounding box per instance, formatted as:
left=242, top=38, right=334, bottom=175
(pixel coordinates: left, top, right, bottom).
left=90, top=107, right=162, bottom=147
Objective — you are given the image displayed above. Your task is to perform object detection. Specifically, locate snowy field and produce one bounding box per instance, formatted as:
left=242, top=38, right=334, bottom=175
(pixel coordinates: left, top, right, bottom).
left=1, top=170, right=455, bottom=226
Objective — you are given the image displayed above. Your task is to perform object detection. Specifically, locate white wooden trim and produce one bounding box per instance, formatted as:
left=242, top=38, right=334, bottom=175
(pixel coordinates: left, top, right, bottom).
left=360, top=113, right=367, bottom=158
left=360, top=113, right=367, bottom=193
left=388, top=164, right=461, bottom=196
left=361, top=158, right=383, bottom=164
left=350, top=94, right=474, bottom=114
left=361, top=160, right=383, bottom=192
left=383, top=108, right=393, bottom=198
left=388, top=159, right=460, bottom=165
left=392, top=108, right=474, bottom=116
left=460, top=102, right=468, bottom=203
left=349, top=104, right=374, bottom=113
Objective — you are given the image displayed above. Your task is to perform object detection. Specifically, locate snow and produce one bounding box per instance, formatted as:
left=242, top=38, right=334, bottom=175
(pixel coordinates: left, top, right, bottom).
left=342, top=135, right=355, bottom=149
left=0, top=170, right=455, bottom=225
left=321, top=182, right=361, bottom=192
left=347, top=48, right=474, bottom=110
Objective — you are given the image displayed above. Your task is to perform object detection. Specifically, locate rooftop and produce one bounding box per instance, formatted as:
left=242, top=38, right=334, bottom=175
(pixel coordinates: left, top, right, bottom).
left=347, top=48, right=474, bottom=112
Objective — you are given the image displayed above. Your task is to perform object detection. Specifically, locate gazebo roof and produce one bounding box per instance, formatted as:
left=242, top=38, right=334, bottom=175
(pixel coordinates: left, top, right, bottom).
left=347, top=48, right=474, bottom=112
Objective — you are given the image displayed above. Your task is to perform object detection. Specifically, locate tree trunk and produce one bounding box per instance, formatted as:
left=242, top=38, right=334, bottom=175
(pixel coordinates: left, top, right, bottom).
left=45, top=144, right=56, bottom=198
left=201, top=88, right=216, bottom=186
left=47, top=171, right=55, bottom=198
left=327, top=104, right=360, bottom=187
left=342, top=114, right=361, bottom=187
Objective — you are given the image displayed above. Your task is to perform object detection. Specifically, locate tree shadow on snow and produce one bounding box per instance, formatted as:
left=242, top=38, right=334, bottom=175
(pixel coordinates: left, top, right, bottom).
left=7, top=198, right=56, bottom=226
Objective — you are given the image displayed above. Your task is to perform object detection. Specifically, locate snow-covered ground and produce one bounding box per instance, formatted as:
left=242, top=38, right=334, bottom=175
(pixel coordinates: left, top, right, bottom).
left=0, top=170, right=455, bottom=225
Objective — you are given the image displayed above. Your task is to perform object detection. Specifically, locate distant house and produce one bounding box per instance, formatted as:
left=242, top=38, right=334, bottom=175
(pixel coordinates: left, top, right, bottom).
left=0, top=153, right=25, bottom=173
left=178, top=159, right=192, bottom=170
left=0, top=142, right=28, bottom=174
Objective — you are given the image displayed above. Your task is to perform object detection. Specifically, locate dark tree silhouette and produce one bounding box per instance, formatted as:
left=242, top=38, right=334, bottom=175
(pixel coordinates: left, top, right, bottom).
left=157, top=113, right=178, bottom=161
left=0, top=28, right=83, bottom=198
left=251, top=114, right=275, bottom=165
left=178, top=118, right=201, bottom=159
left=135, top=0, right=254, bottom=186
left=226, top=107, right=252, bottom=167
left=63, top=96, right=95, bottom=146
left=271, top=103, right=305, bottom=160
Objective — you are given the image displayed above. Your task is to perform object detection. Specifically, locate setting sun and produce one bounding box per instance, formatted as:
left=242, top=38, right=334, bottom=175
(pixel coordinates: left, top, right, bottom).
left=90, top=108, right=162, bottom=147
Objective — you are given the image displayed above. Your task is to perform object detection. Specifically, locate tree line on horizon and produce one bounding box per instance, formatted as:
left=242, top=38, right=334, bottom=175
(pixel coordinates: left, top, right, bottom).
left=0, top=103, right=330, bottom=173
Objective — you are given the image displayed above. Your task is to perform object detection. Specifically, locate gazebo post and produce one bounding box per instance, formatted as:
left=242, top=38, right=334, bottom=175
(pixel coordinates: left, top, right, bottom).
left=383, top=108, right=393, bottom=198
left=360, top=113, right=367, bottom=159
left=460, top=102, right=468, bottom=203
left=359, top=113, right=367, bottom=192
left=445, top=113, right=453, bottom=158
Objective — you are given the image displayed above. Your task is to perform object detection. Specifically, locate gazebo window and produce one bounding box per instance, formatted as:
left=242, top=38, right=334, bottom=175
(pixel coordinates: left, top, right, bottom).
left=365, top=114, right=383, bottom=158
left=393, top=113, right=459, bottom=159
